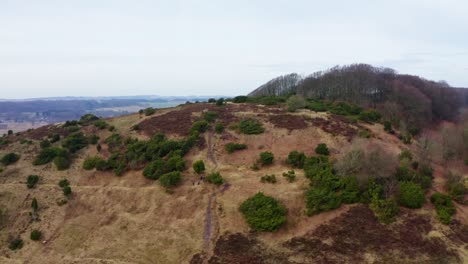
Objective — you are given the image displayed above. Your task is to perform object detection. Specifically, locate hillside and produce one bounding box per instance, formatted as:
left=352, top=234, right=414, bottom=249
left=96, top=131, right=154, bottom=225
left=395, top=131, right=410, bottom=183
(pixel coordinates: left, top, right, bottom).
left=0, top=99, right=467, bottom=263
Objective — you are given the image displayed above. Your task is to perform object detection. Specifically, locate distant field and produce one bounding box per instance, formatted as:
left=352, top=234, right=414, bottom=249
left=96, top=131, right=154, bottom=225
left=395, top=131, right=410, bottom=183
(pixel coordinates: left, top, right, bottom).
left=0, top=120, right=49, bottom=135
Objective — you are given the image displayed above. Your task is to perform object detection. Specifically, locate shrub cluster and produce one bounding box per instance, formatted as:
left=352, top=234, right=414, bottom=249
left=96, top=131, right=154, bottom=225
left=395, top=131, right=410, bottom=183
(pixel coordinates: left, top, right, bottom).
left=1, top=152, right=20, bottom=166
left=225, top=143, right=247, bottom=153
left=260, top=174, right=277, bottom=184
left=282, top=170, right=296, bottom=182
left=359, top=110, right=382, bottom=123
left=238, top=118, right=265, bottom=134
left=215, top=123, right=224, bottom=134
left=259, top=152, right=274, bottom=166
left=8, top=238, right=23, bottom=251
left=159, top=171, right=181, bottom=188
left=239, top=192, right=286, bottom=232
left=58, top=179, right=72, bottom=197
left=203, top=111, right=218, bottom=123
left=206, top=172, right=224, bottom=185
left=143, top=107, right=156, bottom=116
left=315, top=143, right=330, bottom=156
left=27, top=175, right=40, bottom=189
left=62, top=132, right=89, bottom=153
left=232, top=96, right=248, bottom=103
left=30, top=230, right=42, bottom=241
left=431, top=193, right=456, bottom=224
left=286, top=151, right=305, bottom=168
left=398, top=182, right=425, bottom=208
left=192, top=160, right=205, bottom=174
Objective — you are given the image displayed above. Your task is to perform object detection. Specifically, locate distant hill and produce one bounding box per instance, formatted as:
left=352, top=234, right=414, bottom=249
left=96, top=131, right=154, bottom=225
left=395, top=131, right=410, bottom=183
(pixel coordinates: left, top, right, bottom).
left=249, top=64, right=466, bottom=129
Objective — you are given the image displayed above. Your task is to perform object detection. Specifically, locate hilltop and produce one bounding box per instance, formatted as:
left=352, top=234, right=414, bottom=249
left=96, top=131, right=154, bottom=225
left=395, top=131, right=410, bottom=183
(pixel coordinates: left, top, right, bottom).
left=0, top=94, right=467, bottom=263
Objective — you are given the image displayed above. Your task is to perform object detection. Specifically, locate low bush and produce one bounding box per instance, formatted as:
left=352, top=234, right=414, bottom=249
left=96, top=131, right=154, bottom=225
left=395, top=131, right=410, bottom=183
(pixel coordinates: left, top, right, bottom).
left=31, top=198, right=38, bottom=211
left=1, top=153, right=20, bottom=166
left=395, top=166, right=431, bottom=190
left=282, top=170, right=296, bottom=182
left=339, top=176, right=360, bottom=204
left=203, top=111, right=218, bottom=123
left=27, top=175, right=40, bottom=189
left=238, top=119, right=265, bottom=134
left=259, top=152, right=274, bottom=166
left=232, top=96, right=248, bottom=103
left=93, top=120, right=108, bottom=129
left=315, top=143, right=330, bottom=156
left=62, top=132, right=88, bottom=153
left=207, top=172, right=224, bottom=185
left=286, top=151, right=306, bottom=168
left=159, top=171, right=181, bottom=188
left=306, top=187, right=341, bottom=215
left=54, top=156, right=71, bottom=170
left=191, top=120, right=209, bottom=133
left=383, top=121, right=394, bottom=134
left=143, top=159, right=165, bottom=180
left=446, top=182, right=466, bottom=203
left=431, top=193, right=456, bottom=224
left=30, top=230, right=42, bottom=241
left=225, top=143, right=247, bottom=153
left=79, top=114, right=99, bottom=123
left=239, top=192, right=286, bottom=232
left=63, top=186, right=72, bottom=196
left=88, top=135, right=100, bottom=145
left=215, top=122, right=224, bottom=134
left=40, top=139, right=51, bottom=149
left=359, top=110, right=382, bottom=123
left=144, top=107, right=156, bottom=116
left=260, top=174, right=277, bottom=184
left=216, top=98, right=225, bottom=106
left=83, top=156, right=99, bottom=170
left=192, top=160, right=205, bottom=174
left=286, top=95, right=306, bottom=112
left=358, top=129, right=372, bottom=138
left=398, top=149, right=413, bottom=161
left=8, top=238, right=23, bottom=250
left=58, top=179, right=70, bottom=188
left=49, top=133, right=61, bottom=143
left=33, top=147, right=68, bottom=166
left=370, top=198, right=399, bottom=224
left=329, top=102, right=362, bottom=116
left=398, top=182, right=425, bottom=208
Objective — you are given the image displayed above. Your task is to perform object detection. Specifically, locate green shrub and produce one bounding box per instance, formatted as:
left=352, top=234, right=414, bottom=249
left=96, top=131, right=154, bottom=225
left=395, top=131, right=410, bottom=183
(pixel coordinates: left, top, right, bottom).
left=215, top=123, right=224, bottom=134
left=1, top=153, right=20, bottom=166
left=260, top=174, right=277, bottom=184
left=398, top=182, right=425, bottom=208
left=143, top=159, right=165, bottom=180
left=8, top=238, right=23, bottom=250
left=191, top=120, right=209, bottom=133
left=144, top=107, right=156, bottom=116
left=329, top=102, right=362, bottom=116
left=225, top=143, right=247, bottom=153
left=286, top=95, right=306, bottom=112
left=40, top=139, right=51, bottom=149
left=383, top=121, right=394, bottom=133
left=232, top=96, right=248, bottom=103
left=207, top=172, right=224, bottom=185
left=306, top=99, right=330, bottom=112
left=395, top=166, right=432, bottom=190
left=79, top=114, right=99, bottom=123
left=58, top=179, right=70, bottom=188
left=339, top=176, right=360, bottom=204
left=306, top=187, right=342, bottom=215
left=54, top=156, right=70, bottom=170
left=370, top=198, right=399, bottom=224
left=238, top=119, right=265, bottom=134
left=33, top=147, right=68, bottom=165
left=62, top=132, right=88, bottom=153
left=259, top=152, right=274, bottom=166
left=315, top=143, right=329, bottom=156
left=95, top=159, right=110, bottom=171
left=96, top=144, right=102, bottom=152
left=359, top=110, right=382, bottom=123
left=216, top=98, right=224, bottom=106
left=203, top=111, right=218, bottom=123
left=192, top=160, right=205, bottom=174
left=63, top=186, right=72, bottom=196
left=358, top=129, right=371, bottom=138
left=31, top=198, right=38, bottom=211
left=83, top=156, right=99, bottom=170
left=49, top=133, right=61, bottom=143
left=239, top=192, right=286, bottom=232
left=30, top=230, right=42, bottom=241
left=105, top=134, right=123, bottom=152
left=159, top=171, right=182, bottom=188
left=431, top=193, right=456, bottom=224
left=398, top=149, right=413, bottom=161
left=208, top=98, right=216, bottom=103
left=27, top=175, right=40, bottom=189
left=93, top=120, right=108, bottom=129
left=286, top=151, right=306, bottom=168
left=88, top=135, right=100, bottom=144
left=282, top=170, right=296, bottom=182
left=447, top=182, right=466, bottom=203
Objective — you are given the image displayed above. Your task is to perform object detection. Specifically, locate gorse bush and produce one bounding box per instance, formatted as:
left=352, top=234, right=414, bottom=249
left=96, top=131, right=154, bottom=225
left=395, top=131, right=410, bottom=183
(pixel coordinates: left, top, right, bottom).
left=259, top=152, right=274, bottom=166
left=27, top=175, right=40, bottom=189
left=30, top=230, right=42, bottom=241
left=282, top=170, right=296, bottom=182
left=286, top=95, right=306, bottom=112
left=8, top=238, right=23, bottom=251
left=93, top=120, right=108, bottom=129
left=359, top=110, right=382, bottom=123
left=79, top=114, right=99, bottom=123
left=1, top=153, right=20, bottom=166
left=40, top=139, right=51, bottom=149
left=395, top=166, right=432, bottom=190
left=54, top=156, right=70, bottom=170
left=159, top=171, right=181, bottom=188
left=33, top=147, right=68, bottom=166
left=190, top=120, right=209, bottom=134
left=370, top=198, right=399, bottom=224
left=398, top=182, right=425, bottom=208
left=238, top=119, right=265, bottom=134
left=62, top=132, right=88, bottom=153
left=239, top=192, right=286, bottom=232
left=63, top=186, right=72, bottom=196
left=225, top=142, right=247, bottom=153
left=144, top=107, right=156, bottom=116
left=58, top=179, right=70, bottom=188
left=207, top=172, right=224, bottom=185
left=286, top=151, right=306, bottom=168
left=315, top=143, right=330, bottom=156
left=215, top=122, right=224, bottom=134
left=232, top=96, right=248, bottom=103
left=260, top=174, right=277, bottom=184
left=203, top=111, right=218, bottom=123
left=192, top=160, right=205, bottom=174
left=431, top=193, right=456, bottom=224
left=83, top=156, right=100, bottom=170
left=306, top=187, right=341, bottom=215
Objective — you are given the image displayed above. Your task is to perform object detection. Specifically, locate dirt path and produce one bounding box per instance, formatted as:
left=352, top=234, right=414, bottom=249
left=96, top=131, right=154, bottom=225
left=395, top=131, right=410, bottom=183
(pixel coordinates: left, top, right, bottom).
left=206, top=129, right=218, bottom=168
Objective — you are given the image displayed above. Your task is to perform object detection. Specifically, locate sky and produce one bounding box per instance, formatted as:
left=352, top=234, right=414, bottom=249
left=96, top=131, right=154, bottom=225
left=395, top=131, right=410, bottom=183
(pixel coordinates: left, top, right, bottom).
left=1, top=0, right=468, bottom=99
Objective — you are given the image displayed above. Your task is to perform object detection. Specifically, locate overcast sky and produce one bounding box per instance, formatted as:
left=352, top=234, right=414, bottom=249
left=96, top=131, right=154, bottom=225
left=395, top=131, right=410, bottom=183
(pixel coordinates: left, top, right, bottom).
left=1, top=0, right=467, bottom=99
